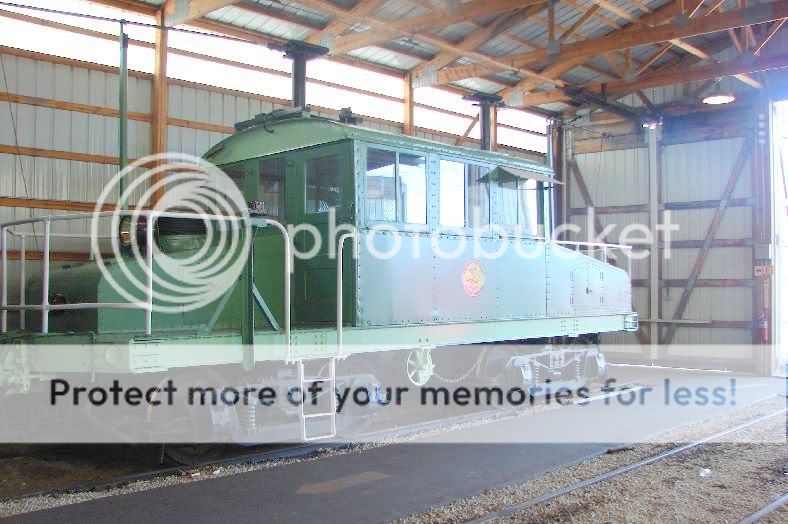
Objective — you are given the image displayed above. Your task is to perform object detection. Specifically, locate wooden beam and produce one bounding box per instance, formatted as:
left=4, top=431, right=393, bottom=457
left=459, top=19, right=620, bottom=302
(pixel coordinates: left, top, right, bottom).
left=0, top=92, right=150, bottom=122
left=754, top=18, right=786, bottom=55
left=162, top=0, right=241, bottom=26
left=494, top=1, right=664, bottom=99
left=411, top=6, right=543, bottom=79
left=87, top=0, right=157, bottom=15
left=661, top=137, right=753, bottom=344
left=590, top=0, right=642, bottom=25
left=0, top=197, right=117, bottom=212
left=307, top=0, right=386, bottom=45
left=330, top=0, right=545, bottom=54
left=560, top=5, right=601, bottom=40
left=0, top=145, right=123, bottom=165
left=518, top=52, right=788, bottom=107
left=296, top=0, right=559, bottom=87
left=235, top=1, right=324, bottom=32
left=455, top=115, right=479, bottom=146
left=151, top=8, right=168, bottom=207
left=404, top=73, right=415, bottom=136
left=440, top=2, right=788, bottom=80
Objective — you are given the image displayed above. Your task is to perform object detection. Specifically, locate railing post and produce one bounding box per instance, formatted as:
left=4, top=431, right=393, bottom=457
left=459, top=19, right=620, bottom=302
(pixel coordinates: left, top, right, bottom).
left=1, top=227, right=7, bottom=333
left=259, top=219, right=292, bottom=362
left=144, top=213, right=154, bottom=335
left=336, top=232, right=354, bottom=359
left=41, top=220, right=50, bottom=334
left=19, top=234, right=25, bottom=330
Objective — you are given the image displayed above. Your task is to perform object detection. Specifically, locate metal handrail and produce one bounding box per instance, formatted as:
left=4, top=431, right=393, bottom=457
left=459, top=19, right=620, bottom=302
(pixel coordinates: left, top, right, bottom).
left=250, top=217, right=292, bottom=362
left=336, top=231, right=356, bottom=360
left=1, top=211, right=245, bottom=336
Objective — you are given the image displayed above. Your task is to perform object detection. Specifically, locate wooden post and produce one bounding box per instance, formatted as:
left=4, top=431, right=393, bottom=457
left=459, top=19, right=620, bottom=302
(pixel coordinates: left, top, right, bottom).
left=490, top=105, right=498, bottom=152
left=150, top=8, right=169, bottom=207
left=403, top=73, right=414, bottom=136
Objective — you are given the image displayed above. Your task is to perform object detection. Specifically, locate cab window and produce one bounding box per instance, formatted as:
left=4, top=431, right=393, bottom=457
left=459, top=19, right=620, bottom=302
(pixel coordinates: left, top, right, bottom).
left=439, top=160, right=489, bottom=228
left=365, top=148, right=427, bottom=224
left=499, top=176, right=540, bottom=236
left=259, top=157, right=285, bottom=221
left=305, top=154, right=341, bottom=213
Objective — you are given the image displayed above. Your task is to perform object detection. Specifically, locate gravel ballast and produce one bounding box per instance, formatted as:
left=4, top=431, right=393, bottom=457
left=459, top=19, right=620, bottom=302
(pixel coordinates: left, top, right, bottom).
left=397, top=396, right=787, bottom=524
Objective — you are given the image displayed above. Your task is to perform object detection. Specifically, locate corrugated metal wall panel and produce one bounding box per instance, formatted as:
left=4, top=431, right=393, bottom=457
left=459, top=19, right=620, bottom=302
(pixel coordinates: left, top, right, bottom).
left=567, top=117, right=758, bottom=368
left=572, top=148, right=649, bottom=207
left=668, top=207, right=752, bottom=241
left=662, top=138, right=750, bottom=203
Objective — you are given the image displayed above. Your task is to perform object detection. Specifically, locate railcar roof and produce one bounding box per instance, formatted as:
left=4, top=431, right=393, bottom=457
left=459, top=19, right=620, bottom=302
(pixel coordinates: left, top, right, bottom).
left=203, top=115, right=552, bottom=176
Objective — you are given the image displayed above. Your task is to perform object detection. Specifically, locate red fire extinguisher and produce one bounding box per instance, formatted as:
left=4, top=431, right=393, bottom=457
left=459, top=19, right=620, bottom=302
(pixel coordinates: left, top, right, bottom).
left=758, top=312, right=769, bottom=343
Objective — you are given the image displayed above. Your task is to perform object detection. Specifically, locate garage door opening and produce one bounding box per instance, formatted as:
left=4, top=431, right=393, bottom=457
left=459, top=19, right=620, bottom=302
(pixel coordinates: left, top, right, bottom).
left=772, top=100, right=788, bottom=376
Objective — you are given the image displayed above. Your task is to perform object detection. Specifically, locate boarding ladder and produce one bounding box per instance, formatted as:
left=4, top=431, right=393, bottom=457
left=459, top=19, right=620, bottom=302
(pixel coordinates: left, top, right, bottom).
left=297, top=357, right=338, bottom=441
left=293, top=232, right=355, bottom=441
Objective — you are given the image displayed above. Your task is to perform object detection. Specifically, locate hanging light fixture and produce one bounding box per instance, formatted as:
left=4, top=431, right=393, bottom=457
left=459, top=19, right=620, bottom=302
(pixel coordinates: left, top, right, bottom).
left=702, top=79, right=736, bottom=105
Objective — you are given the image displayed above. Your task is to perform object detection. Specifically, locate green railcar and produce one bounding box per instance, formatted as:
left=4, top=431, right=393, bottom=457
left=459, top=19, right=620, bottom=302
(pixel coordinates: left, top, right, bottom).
left=0, top=111, right=637, bottom=448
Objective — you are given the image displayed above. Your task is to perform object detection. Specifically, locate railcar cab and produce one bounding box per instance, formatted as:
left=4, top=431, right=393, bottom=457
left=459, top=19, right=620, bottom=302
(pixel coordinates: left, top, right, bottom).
left=205, top=111, right=560, bottom=330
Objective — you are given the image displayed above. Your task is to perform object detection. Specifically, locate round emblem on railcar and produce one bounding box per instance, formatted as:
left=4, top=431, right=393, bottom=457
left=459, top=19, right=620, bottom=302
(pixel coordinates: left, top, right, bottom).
left=462, top=260, right=485, bottom=297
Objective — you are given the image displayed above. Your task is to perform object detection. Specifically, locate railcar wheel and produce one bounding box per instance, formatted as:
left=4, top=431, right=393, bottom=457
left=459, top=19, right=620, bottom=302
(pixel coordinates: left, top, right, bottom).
left=405, top=349, right=434, bottom=387
left=333, top=357, right=380, bottom=437
left=146, top=369, right=229, bottom=465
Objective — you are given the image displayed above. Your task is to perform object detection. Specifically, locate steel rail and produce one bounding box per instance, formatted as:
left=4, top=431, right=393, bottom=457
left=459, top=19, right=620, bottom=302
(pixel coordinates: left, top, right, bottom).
left=468, top=408, right=788, bottom=523
left=739, top=492, right=788, bottom=524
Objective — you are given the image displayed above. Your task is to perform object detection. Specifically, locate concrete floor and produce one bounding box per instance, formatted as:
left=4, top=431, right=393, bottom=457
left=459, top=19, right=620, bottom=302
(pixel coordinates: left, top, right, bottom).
left=4, top=368, right=782, bottom=524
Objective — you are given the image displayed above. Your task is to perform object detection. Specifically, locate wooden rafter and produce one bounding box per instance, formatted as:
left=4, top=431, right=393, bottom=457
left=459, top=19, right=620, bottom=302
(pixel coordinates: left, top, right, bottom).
left=411, top=5, right=543, bottom=81
left=162, top=0, right=240, bottom=25
left=329, top=0, right=545, bottom=55
left=455, top=115, right=479, bottom=146
left=440, top=0, right=696, bottom=86
left=307, top=0, right=386, bottom=45
left=438, top=2, right=787, bottom=82
left=517, top=51, right=788, bottom=107
left=235, top=1, right=323, bottom=31
left=294, top=0, right=561, bottom=86
left=754, top=18, right=786, bottom=55
left=560, top=5, right=601, bottom=40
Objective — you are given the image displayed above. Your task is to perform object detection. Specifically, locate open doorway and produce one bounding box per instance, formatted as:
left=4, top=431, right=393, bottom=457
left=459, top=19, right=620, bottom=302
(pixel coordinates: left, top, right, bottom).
left=772, top=100, right=788, bottom=375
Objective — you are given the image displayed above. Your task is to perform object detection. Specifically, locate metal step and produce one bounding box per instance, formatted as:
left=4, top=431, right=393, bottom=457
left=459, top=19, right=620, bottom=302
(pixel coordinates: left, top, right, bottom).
left=297, top=357, right=337, bottom=441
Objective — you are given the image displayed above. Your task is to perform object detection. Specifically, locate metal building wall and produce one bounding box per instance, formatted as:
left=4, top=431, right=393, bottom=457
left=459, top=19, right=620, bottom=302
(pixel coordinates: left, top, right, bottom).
left=564, top=105, right=769, bottom=372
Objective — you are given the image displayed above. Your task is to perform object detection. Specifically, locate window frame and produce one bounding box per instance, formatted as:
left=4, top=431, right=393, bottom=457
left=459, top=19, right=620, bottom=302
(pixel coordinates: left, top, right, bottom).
left=494, top=174, right=544, bottom=239
left=435, top=154, right=494, bottom=237
left=361, top=143, right=430, bottom=233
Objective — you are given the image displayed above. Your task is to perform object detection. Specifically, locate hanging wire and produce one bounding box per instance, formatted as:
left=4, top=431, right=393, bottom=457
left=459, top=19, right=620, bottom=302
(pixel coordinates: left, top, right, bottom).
left=562, top=116, right=613, bottom=139
left=0, top=1, right=273, bottom=46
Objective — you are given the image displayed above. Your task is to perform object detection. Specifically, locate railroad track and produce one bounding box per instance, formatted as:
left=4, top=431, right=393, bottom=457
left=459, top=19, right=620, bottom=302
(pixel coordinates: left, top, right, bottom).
left=739, top=492, right=788, bottom=524
left=467, top=408, right=788, bottom=523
